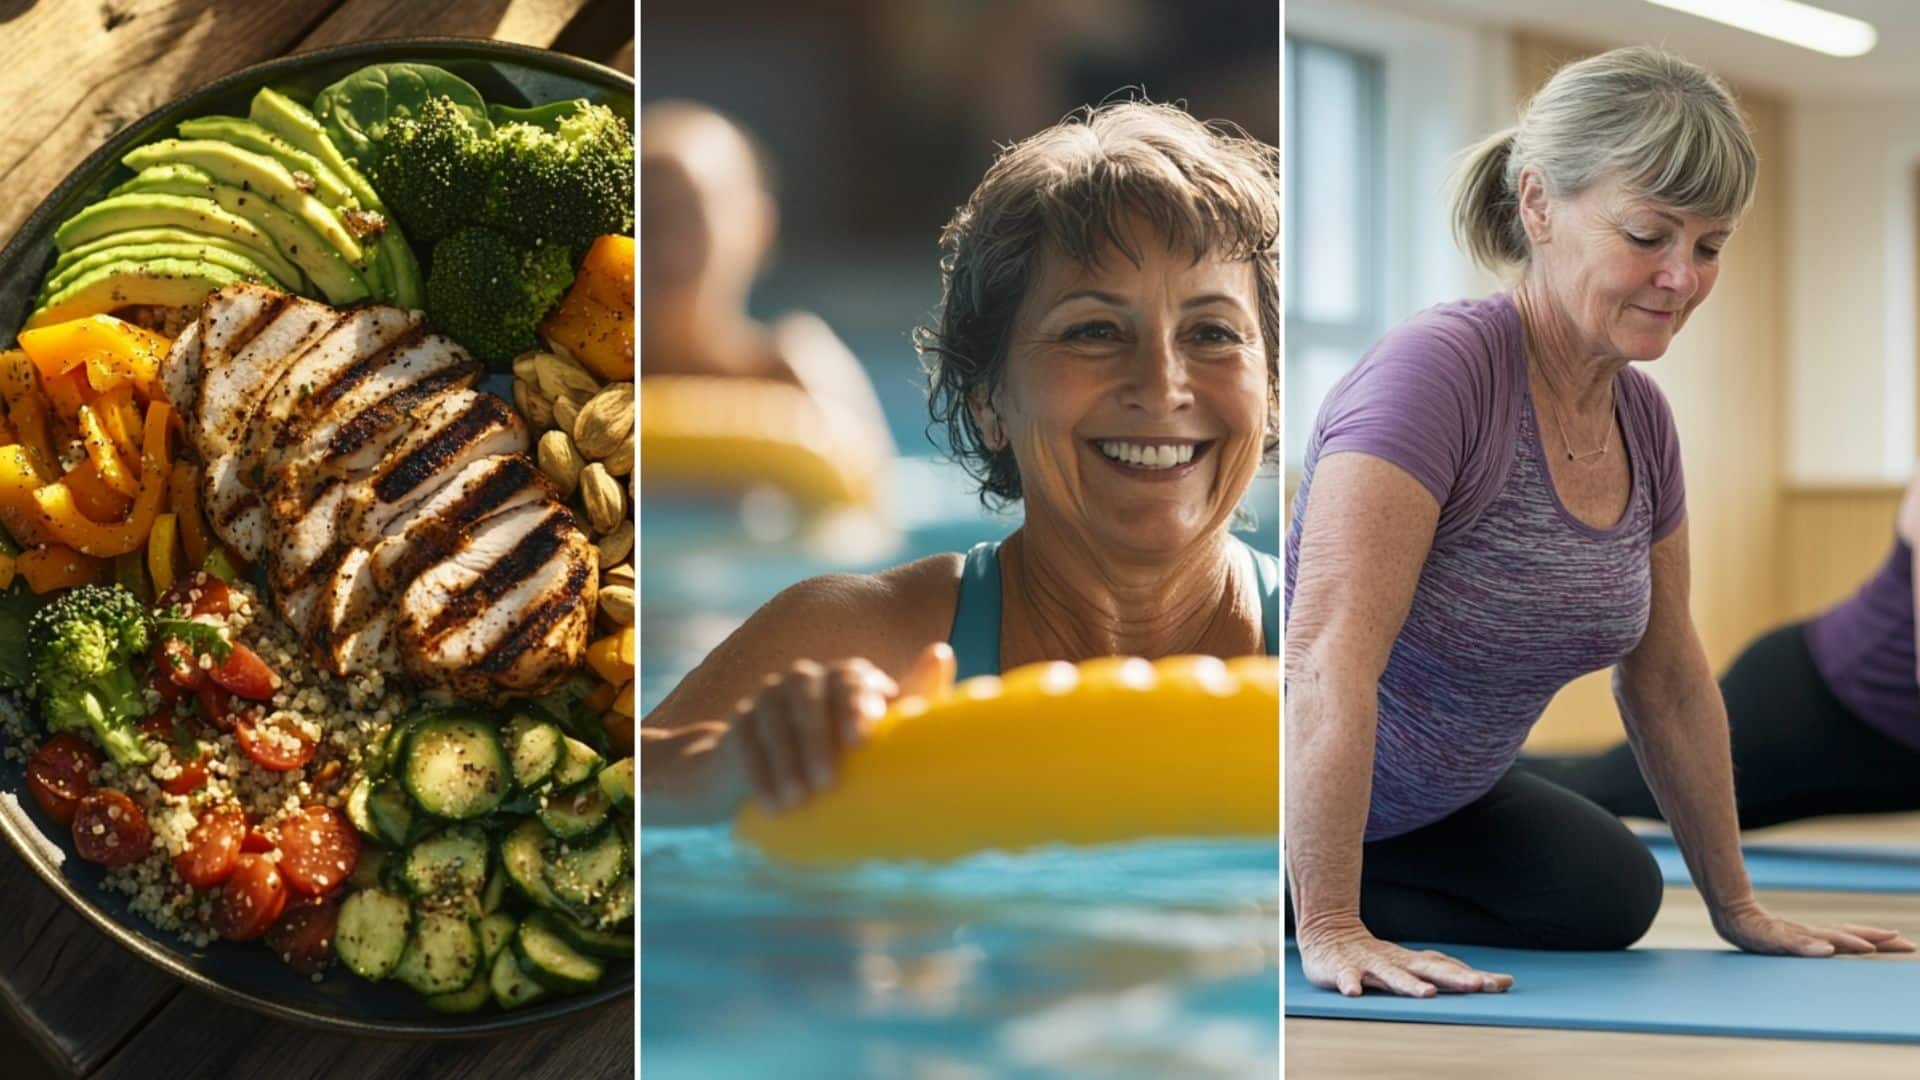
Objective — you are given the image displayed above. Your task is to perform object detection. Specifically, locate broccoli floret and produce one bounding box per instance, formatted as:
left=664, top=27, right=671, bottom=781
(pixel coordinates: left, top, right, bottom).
left=426, top=227, right=577, bottom=365
left=485, top=104, right=634, bottom=252
left=366, top=97, right=495, bottom=247
left=26, top=584, right=153, bottom=767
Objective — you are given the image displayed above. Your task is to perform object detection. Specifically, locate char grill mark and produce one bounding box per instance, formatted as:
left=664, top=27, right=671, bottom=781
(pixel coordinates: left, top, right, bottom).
left=418, top=509, right=572, bottom=645
left=474, top=556, right=594, bottom=675
left=373, top=394, right=517, bottom=507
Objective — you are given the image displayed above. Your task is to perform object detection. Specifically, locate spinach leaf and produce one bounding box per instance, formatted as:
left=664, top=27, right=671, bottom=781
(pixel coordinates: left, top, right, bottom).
left=489, top=99, right=585, bottom=132
left=0, top=581, right=42, bottom=690
left=313, top=62, right=493, bottom=165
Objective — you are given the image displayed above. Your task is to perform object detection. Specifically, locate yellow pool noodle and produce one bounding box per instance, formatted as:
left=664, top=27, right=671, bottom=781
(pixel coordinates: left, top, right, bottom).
left=734, top=654, right=1279, bottom=865
left=639, top=375, right=882, bottom=507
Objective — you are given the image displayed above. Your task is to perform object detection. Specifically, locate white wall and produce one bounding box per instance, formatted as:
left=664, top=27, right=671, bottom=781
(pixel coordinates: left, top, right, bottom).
left=1785, top=102, right=1920, bottom=484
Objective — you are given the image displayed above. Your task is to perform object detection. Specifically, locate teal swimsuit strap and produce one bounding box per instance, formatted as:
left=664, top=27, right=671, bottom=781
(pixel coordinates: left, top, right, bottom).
left=948, top=538, right=1280, bottom=676
left=948, top=541, right=1004, bottom=680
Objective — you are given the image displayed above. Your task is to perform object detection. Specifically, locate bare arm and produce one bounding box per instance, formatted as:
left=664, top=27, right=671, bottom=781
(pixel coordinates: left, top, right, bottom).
left=1615, top=522, right=1912, bottom=955
left=641, top=559, right=956, bottom=825
left=1286, top=452, right=1437, bottom=936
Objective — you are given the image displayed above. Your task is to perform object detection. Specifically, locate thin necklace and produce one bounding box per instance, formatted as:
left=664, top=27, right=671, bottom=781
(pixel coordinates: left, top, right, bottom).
left=1537, top=364, right=1615, bottom=462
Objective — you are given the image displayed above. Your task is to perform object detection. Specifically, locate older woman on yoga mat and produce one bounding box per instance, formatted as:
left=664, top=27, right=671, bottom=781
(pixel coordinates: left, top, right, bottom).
left=1285, top=45, right=1912, bottom=999
left=1530, top=471, right=1920, bottom=826
left=644, top=100, right=1280, bottom=822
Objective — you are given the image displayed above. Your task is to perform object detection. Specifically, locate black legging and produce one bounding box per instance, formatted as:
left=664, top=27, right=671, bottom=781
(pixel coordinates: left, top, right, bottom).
left=1286, top=767, right=1665, bottom=950
left=1524, top=622, right=1920, bottom=829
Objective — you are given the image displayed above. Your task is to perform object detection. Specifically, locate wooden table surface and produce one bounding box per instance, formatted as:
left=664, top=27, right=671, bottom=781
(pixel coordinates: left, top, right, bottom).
left=0, top=2, right=633, bottom=1077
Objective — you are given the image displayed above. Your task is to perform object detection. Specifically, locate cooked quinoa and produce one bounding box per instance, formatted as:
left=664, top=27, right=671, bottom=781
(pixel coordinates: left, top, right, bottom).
left=2, top=578, right=417, bottom=950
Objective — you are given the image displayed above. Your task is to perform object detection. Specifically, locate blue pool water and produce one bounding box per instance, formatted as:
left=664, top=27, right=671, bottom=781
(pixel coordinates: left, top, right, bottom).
left=639, top=447, right=1281, bottom=1077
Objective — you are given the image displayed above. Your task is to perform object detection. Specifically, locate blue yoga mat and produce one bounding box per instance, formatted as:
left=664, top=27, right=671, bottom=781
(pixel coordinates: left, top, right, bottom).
left=1645, top=835, right=1920, bottom=894
left=1285, top=943, right=1920, bottom=1043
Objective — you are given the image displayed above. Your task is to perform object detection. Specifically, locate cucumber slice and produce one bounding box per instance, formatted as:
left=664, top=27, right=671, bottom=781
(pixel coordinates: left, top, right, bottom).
left=424, top=969, right=492, bottom=1014
left=479, top=912, right=518, bottom=965
left=597, top=758, right=634, bottom=811
left=553, top=908, right=634, bottom=958
left=392, top=909, right=482, bottom=995
left=545, top=828, right=627, bottom=916
left=538, top=784, right=610, bottom=840
left=550, top=736, right=602, bottom=788
left=500, top=819, right=561, bottom=909
left=334, top=887, right=411, bottom=981
left=403, top=715, right=510, bottom=819
left=489, top=943, right=548, bottom=1010
left=401, top=824, right=490, bottom=898
left=598, top=875, right=634, bottom=928
left=380, top=716, right=413, bottom=774
left=514, top=911, right=605, bottom=992
left=344, top=775, right=379, bottom=839
left=505, top=714, right=562, bottom=789
left=366, top=778, right=415, bottom=847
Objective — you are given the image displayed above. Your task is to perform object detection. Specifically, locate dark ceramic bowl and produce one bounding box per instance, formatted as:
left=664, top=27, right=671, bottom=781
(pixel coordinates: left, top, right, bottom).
left=0, top=38, right=632, bottom=1037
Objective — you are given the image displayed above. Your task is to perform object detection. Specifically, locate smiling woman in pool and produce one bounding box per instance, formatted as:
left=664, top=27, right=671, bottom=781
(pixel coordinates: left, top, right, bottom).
left=641, top=100, right=1280, bottom=822
left=1286, top=46, right=1910, bottom=1000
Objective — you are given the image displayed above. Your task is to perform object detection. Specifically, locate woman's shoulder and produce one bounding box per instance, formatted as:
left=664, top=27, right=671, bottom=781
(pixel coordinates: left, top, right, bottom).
left=1361, top=294, right=1520, bottom=382
left=763, top=553, right=965, bottom=672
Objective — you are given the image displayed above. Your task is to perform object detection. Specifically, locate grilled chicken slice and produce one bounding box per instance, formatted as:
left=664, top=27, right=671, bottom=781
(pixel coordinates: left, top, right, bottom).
left=340, top=388, right=529, bottom=547
left=161, top=283, right=283, bottom=425
left=396, top=501, right=598, bottom=699
left=244, top=306, right=424, bottom=469
left=369, top=455, right=553, bottom=594
left=311, top=546, right=399, bottom=676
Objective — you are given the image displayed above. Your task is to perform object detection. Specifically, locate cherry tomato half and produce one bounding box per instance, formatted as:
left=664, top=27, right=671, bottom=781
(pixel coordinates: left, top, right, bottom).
left=209, top=642, right=276, bottom=701
left=173, top=806, right=245, bottom=889
left=234, top=710, right=316, bottom=772
left=265, top=895, right=340, bottom=976
left=157, top=572, right=232, bottom=618
left=71, top=789, right=153, bottom=868
left=277, top=805, right=360, bottom=897
left=27, top=734, right=102, bottom=827
left=213, top=852, right=287, bottom=941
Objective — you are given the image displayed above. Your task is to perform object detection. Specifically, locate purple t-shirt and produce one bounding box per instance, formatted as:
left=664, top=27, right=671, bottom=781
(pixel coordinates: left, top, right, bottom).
left=1286, top=294, right=1687, bottom=840
left=1805, top=535, right=1920, bottom=749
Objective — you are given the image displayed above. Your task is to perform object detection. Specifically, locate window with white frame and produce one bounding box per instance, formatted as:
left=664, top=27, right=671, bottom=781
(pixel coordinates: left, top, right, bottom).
left=1285, top=35, right=1386, bottom=469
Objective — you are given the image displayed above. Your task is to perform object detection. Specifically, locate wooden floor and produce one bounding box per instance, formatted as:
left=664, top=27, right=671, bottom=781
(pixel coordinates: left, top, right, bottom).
left=1288, top=813, right=1920, bottom=1079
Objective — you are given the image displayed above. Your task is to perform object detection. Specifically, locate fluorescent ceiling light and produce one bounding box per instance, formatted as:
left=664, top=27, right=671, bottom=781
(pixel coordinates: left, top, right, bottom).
left=1644, top=0, right=1877, bottom=57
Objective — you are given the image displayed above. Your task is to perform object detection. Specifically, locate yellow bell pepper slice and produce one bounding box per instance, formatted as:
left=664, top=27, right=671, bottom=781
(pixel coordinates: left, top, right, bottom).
left=42, top=368, right=91, bottom=427
left=77, top=405, right=138, bottom=499
left=0, top=352, right=57, bottom=479
left=18, top=544, right=106, bottom=593
left=540, top=236, right=634, bottom=383
left=33, top=400, right=171, bottom=558
left=0, top=445, right=56, bottom=546
left=17, top=314, right=169, bottom=403
left=169, top=461, right=210, bottom=568
left=0, top=552, right=15, bottom=590
left=148, top=512, right=178, bottom=594
left=611, top=679, right=635, bottom=717
left=63, top=460, right=132, bottom=523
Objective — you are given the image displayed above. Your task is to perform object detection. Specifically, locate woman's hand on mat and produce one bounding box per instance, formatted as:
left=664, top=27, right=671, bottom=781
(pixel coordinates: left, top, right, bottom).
left=1712, top=897, right=1917, bottom=956
left=1296, top=919, right=1514, bottom=998
left=731, top=644, right=956, bottom=812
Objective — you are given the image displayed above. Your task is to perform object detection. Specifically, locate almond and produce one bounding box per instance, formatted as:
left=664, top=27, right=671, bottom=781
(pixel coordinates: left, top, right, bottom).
left=573, top=383, right=634, bottom=459
left=580, top=462, right=625, bottom=534
left=597, top=523, right=634, bottom=568
left=598, top=584, right=634, bottom=626
left=536, top=430, right=583, bottom=497
left=512, top=378, right=553, bottom=429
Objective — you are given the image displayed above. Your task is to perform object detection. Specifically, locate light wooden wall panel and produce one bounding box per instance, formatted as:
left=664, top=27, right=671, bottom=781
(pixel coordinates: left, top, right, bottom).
left=1509, top=32, right=1789, bottom=751
left=1780, top=486, right=1904, bottom=621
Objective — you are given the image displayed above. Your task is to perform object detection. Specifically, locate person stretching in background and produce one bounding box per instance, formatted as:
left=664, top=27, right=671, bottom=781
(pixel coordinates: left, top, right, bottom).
left=1528, top=472, right=1920, bottom=826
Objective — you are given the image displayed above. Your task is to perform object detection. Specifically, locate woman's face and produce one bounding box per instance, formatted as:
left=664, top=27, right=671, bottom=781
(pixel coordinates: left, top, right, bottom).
left=983, top=222, right=1269, bottom=558
left=1524, top=172, right=1734, bottom=363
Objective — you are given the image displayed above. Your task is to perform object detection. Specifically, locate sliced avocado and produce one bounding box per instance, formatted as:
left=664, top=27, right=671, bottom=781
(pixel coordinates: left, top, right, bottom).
left=122, top=139, right=366, bottom=266
left=251, top=87, right=422, bottom=308
left=55, top=192, right=283, bottom=259
left=113, top=165, right=366, bottom=304
left=175, top=116, right=357, bottom=210
left=40, top=241, right=285, bottom=300
left=50, top=226, right=297, bottom=290
left=26, top=258, right=249, bottom=329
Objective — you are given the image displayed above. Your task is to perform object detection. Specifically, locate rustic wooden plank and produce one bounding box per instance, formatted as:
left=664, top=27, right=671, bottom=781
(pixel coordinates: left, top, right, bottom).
left=293, top=0, right=590, bottom=53
left=0, top=846, right=182, bottom=1077
left=0, top=0, right=349, bottom=241
left=92, top=985, right=633, bottom=1080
